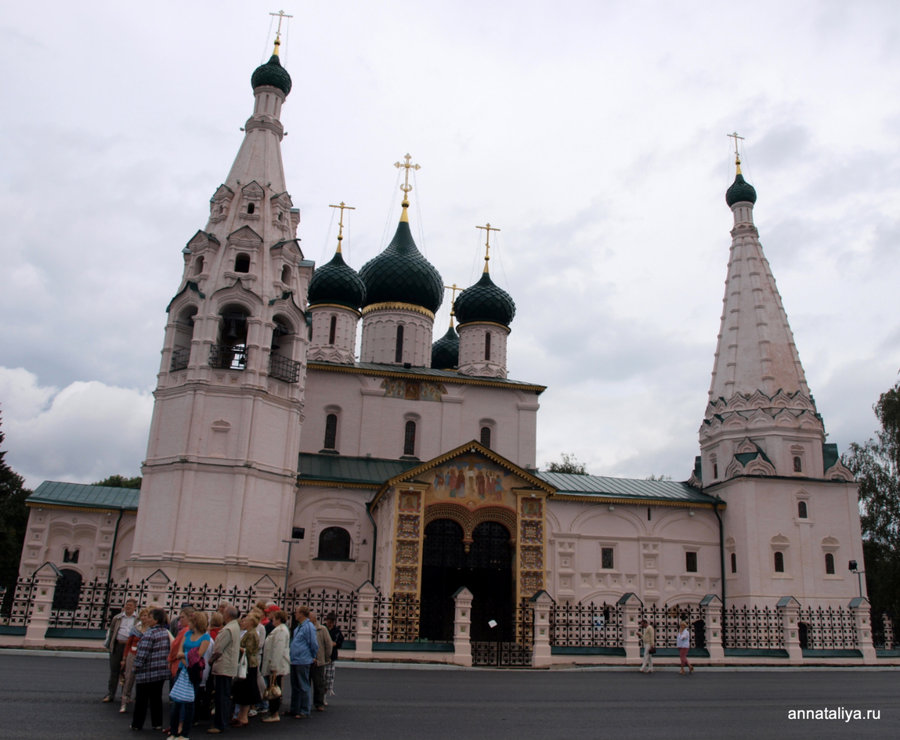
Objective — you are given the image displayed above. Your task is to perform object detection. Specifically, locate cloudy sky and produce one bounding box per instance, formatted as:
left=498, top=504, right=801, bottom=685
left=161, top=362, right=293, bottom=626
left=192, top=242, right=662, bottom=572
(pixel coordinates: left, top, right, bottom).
left=2, top=1, right=899, bottom=489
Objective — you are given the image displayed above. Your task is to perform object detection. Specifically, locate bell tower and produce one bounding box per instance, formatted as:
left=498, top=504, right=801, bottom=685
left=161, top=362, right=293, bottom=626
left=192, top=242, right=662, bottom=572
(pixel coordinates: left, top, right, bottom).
left=128, top=35, right=312, bottom=585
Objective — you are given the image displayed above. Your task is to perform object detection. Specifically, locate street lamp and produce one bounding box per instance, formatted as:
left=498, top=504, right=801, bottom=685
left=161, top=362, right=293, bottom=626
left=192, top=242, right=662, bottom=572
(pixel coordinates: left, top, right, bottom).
left=848, top=560, right=865, bottom=598
left=282, top=527, right=305, bottom=601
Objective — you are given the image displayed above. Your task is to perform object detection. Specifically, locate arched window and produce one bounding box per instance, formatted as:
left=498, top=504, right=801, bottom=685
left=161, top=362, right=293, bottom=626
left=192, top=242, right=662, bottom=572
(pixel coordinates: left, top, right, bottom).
left=247, top=202, right=255, bottom=215
left=730, top=552, right=737, bottom=573
left=193, top=256, right=204, bottom=275
left=281, top=265, right=291, bottom=283
left=63, top=547, right=79, bottom=564
left=171, top=305, right=197, bottom=371
left=793, top=456, right=802, bottom=473
left=323, top=413, right=338, bottom=450
left=212, top=306, right=249, bottom=370
left=798, top=501, right=808, bottom=519
left=317, top=526, right=351, bottom=560
left=825, top=552, right=835, bottom=575
left=234, top=253, right=251, bottom=273
left=328, top=315, right=337, bottom=345
left=403, top=420, right=416, bottom=456
left=712, top=462, right=718, bottom=479
left=774, top=551, right=785, bottom=573
left=480, top=426, right=491, bottom=448
left=395, top=325, right=404, bottom=363
left=485, top=332, right=492, bottom=361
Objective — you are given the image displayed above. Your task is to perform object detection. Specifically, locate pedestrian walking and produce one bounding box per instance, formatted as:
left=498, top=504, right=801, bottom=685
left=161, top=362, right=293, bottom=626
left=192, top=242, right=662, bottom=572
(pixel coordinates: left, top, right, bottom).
left=677, top=620, right=694, bottom=675
left=639, top=618, right=655, bottom=674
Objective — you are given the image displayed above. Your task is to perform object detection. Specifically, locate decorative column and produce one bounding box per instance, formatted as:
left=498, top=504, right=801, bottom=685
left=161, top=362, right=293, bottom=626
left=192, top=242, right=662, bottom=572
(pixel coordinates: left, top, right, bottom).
left=453, top=587, right=473, bottom=667
left=618, top=592, right=643, bottom=663
left=777, top=596, right=803, bottom=664
left=531, top=590, right=554, bottom=668
left=700, top=594, right=724, bottom=663
left=354, top=581, right=378, bottom=659
left=24, top=562, right=62, bottom=648
left=849, top=597, right=877, bottom=664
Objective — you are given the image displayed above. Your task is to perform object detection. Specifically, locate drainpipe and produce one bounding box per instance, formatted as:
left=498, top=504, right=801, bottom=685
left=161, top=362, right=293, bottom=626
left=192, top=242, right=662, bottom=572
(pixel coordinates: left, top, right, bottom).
left=103, top=508, right=125, bottom=625
left=712, top=497, right=726, bottom=634
left=365, top=499, right=378, bottom=584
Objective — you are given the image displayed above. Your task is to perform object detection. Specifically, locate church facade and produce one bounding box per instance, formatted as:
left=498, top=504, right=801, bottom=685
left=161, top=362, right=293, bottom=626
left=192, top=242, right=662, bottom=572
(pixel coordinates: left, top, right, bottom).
left=19, top=41, right=864, bottom=643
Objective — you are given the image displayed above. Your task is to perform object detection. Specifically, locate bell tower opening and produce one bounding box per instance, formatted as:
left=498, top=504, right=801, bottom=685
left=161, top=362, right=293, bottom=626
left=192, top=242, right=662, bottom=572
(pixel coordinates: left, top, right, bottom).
left=419, top=518, right=513, bottom=642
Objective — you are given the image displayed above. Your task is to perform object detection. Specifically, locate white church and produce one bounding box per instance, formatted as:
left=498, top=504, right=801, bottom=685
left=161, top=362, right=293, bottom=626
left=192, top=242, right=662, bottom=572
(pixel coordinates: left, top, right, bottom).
left=18, top=35, right=865, bottom=644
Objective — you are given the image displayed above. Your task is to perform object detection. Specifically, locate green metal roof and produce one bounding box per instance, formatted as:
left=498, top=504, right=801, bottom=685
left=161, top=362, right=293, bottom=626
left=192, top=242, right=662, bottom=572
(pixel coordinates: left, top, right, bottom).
left=535, top=472, right=718, bottom=505
left=298, top=453, right=418, bottom=486
left=28, top=481, right=139, bottom=511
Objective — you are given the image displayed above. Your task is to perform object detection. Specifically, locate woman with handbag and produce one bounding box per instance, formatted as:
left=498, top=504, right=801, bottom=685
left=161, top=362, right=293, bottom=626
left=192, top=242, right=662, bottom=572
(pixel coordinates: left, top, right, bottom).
left=231, top=613, right=261, bottom=727
left=168, top=610, right=210, bottom=739
left=260, top=610, right=290, bottom=722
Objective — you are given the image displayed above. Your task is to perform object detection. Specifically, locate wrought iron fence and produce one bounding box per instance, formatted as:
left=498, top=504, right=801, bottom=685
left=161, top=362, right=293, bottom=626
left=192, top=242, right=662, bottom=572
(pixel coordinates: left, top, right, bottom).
left=550, top=600, right=623, bottom=647
left=641, top=602, right=707, bottom=650
left=373, top=591, right=420, bottom=643
left=723, top=604, right=783, bottom=649
left=873, top=612, right=895, bottom=650
left=798, top=605, right=857, bottom=650
left=0, top=577, right=37, bottom=627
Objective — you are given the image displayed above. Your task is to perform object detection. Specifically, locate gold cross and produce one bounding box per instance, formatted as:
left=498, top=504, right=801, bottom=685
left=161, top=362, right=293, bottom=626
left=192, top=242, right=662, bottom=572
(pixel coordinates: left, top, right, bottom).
left=329, top=201, right=355, bottom=253
left=444, top=283, right=460, bottom=325
left=727, top=131, right=745, bottom=160
left=270, top=9, right=293, bottom=42
left=394, top=153, right=421, bottom=198
left=476, top=223, right=500, bottom=268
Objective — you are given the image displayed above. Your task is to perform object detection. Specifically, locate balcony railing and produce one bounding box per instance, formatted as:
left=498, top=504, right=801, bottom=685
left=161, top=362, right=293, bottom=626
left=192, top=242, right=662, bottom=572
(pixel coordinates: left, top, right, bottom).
left=209, top=343, right=247, bottom=371
left=269, top=353, right=301, bottom=383
left=170, top=346, right=190, bottom=371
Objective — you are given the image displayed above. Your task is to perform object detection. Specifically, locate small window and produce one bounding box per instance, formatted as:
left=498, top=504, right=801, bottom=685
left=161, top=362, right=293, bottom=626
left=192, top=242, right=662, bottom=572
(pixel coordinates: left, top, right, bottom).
left=647, top=508, right=652, bottom=521
left=323, top=414, right=338, bottom=450
left=234, top=253, right=251, bottom=273
left=713, top=463, right=718, bottom=478
left=798, top=501, right=808, bottom=519
left=403, top=420, right=416, bottom=456
left=247, top=202, right=255, bottom=215
left=825, top=553, right=835, bottom=575
left=63, top=548, right=79, bottom=564
left=793, top=456, right=802, bottom=473
left=193, top=256, right=204, bottom=275
left=485, top=332, right=492, bottom=361
left=685, top=551, right=698, bottom=572
left=281, top=265, right=291, bottom=283
left=395, top=325, right=404, bottom=363
left=730, top=552, right=737, bottom=573
left=317, top=526, right=351, bottom=560
left=601, top=547, right=614, bottom=570
left=328, top=315, right=337, bottom=345
left=480, top=426, right=491, bottom=448
left=774, top=551, right=785, bottom=573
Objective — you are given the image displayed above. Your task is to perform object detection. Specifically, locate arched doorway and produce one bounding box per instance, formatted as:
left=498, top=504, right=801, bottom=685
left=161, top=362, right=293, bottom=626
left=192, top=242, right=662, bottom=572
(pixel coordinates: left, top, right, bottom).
left=419, top=518, right=513, bottom=642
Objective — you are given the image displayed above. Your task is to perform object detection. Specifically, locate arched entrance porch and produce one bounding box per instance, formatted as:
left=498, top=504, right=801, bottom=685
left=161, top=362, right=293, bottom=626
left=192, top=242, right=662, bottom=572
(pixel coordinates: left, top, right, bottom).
left=419, top=518, right=514, bottom=642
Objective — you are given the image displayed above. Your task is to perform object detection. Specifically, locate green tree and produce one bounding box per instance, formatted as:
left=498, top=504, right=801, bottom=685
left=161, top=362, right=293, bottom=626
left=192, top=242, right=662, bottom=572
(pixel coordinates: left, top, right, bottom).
left=844, top=380, right=900, bottom=615
left=93, top=474, right=142, bottom=489
left=545, top=453, right=588, bottom=475
left=0, top=412, right=31, bottom=598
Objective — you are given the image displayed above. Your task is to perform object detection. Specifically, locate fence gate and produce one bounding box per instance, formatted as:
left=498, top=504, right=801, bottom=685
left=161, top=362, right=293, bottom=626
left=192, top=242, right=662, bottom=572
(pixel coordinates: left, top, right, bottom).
left=472, top=640, right=533, bottom=667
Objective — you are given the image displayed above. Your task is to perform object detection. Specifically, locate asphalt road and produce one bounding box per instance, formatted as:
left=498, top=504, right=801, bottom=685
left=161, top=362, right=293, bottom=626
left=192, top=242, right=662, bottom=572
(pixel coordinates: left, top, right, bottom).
left=0, top=652, right=897, bottom=740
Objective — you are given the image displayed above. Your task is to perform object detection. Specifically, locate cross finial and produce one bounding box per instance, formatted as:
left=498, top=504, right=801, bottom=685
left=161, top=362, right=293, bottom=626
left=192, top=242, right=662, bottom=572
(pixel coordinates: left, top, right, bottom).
left=475, top=223, right=500, bottom=273
left=329, top=201, right=355, bottom=253
left=394, top=153, right=421, bottom=201
left=270, top=10, right=293, bottom=54
left=444, top=283, right=460, bottom=326
left=727, top=131, right=745, bottom=171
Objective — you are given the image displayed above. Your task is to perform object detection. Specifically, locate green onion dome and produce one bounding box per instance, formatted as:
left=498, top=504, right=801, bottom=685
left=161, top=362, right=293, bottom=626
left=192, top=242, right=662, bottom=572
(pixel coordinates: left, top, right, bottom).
left=308, top=250, right=366, bottom=310
left=251, top=54, right=292, bottom=96
left=359, top=220, right=443, bottom=313
left=454, top=271, right=516, bottom=327
left=431, top=325, right=459, bottom=370
left=726, top=172, right=757, bottom=206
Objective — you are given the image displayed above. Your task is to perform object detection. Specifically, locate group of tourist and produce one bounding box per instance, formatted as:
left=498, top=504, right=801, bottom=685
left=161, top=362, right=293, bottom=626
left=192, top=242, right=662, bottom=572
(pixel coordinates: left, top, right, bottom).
left=103, top=598, right=344, bottom=737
